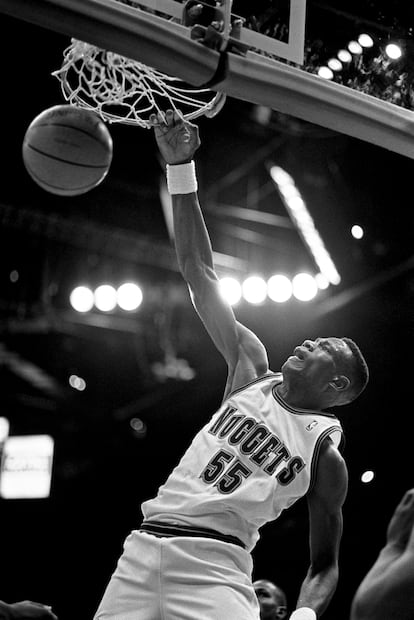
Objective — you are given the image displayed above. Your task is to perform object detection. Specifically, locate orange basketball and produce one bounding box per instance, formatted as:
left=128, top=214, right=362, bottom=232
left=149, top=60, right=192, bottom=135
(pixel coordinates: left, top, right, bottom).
left=22, top=105, right=113, bottom=196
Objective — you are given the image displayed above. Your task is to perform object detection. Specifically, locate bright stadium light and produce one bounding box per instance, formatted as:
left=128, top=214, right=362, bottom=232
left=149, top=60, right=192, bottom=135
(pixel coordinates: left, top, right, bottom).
left=219, top=277, right=242, bottom=306
left=242, top=276, right=267, bottom=304
left=292, top=273, right=318, bottom=301
left=351, top=225, right=364, bottom=239
left=385, top=43, right=402, bottom=60
left=318, top=66, right=334, bottom=80
left=361, top=470, right=375, bottom=484
left=94, top=285, right=117, bottom=312
left=358, top=33, right=374, bottom=48
left=70, top=286, right=94, bottom=313
left=269, top=166, right=341, bottom=286
left=328, top=58, right=343, bottom=72
left=117, top=282, right=143, bottom=311
left=348, top=40, right=363, bottom=55
left=69, top=374, right=86, bottom=391
left=267, top=275, right=292, bottom=303
left=337, top=49, right=352, bottom=63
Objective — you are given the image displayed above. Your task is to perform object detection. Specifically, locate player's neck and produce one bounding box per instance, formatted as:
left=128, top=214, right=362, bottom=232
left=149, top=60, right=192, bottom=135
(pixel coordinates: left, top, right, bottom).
left=277, top=381, right=326, bottom=411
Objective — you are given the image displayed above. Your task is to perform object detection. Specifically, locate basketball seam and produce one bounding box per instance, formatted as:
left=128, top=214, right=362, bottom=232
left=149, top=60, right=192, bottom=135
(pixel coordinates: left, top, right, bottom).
left=26, top=165, right=104, bottom=192
left=25, top=143, right=110, bottom=168
left=31, top=122, right=111, bottom=147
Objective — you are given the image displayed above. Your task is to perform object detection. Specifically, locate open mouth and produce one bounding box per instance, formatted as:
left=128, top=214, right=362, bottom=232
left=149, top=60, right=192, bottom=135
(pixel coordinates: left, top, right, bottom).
left=293, top=346, right=306, bottom=361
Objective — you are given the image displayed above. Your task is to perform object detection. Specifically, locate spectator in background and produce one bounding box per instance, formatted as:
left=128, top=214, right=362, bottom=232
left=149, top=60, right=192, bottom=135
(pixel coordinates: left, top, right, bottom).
left=350, top=488, right=414, bottom=620
left=0, top=600, right=57, bottom=620
left=254, top=579, right=288, bottom=619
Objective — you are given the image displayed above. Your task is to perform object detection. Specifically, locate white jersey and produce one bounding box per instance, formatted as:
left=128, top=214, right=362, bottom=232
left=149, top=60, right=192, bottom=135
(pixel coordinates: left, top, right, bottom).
left=142, top=372, right=343, bottom=551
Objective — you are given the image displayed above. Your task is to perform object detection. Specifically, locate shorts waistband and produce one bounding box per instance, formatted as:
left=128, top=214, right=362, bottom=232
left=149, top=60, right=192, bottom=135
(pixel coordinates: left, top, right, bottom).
left=140, top=520, right=246, bottom=550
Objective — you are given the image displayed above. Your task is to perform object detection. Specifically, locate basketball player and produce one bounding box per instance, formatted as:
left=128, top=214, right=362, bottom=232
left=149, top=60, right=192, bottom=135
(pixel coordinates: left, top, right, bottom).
left=254, top=579, right=288, bottom=619
left=93, top=111, right=369, bottom=620
left=351, top=488, right=414, bottom=620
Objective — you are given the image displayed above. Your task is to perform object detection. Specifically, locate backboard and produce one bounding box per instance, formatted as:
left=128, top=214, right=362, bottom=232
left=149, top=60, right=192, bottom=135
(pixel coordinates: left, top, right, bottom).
left=1, top=0, right=414, bottom=157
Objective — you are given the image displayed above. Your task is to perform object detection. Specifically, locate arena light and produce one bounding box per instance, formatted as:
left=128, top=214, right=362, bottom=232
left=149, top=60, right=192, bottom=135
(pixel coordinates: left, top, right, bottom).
left=94, top=284, right=117, bottom=312
left=348, top=40, right=363, bottom=55
left=327, top=58, right=343, bottom=72
left=69, top=374, right=86, bottom=391
left=242, top=276, right=267, bottom=304
left=9, top=270, right=19, bottom=283
left=361, top=470, right=375, bottom=484
left=70, top=286, right=94, bottom=312
left=351, top=225, right=364, bottom=239
left=117, top=282, right=143, bottom=311
left=292, top=273, right=318, bottom=301
left=129, top=417, right=147, bottom=439
left=267, top=275, right=292, bottom=303
left=318, top=66, right=334, bottom=80
left=219, top=277, right=242, bottom=306
left=337, top=49, right=352, bottom=63
left=358, top=33, right=374, bottom=48
left=385, top=43, right=402, bottom=60
left=270, top=166, right=341, bottom=286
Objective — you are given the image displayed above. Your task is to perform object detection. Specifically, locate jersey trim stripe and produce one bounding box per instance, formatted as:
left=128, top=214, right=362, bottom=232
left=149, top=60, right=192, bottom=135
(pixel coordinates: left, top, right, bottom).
left=140, top=520, right=246, bottom=549
left=272, top=385, right=338, bottom=419
left=308, top=426, right=345, bottom=492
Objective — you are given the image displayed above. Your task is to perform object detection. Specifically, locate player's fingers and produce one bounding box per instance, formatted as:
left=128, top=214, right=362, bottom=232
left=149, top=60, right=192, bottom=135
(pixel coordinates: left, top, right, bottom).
left=174, top=109, right=185, bottom=123
left=156, top=111, right=166, bottom=125
left=166, top=109, right=175, bottom=125
left=175, top=109, right=198, bottom=132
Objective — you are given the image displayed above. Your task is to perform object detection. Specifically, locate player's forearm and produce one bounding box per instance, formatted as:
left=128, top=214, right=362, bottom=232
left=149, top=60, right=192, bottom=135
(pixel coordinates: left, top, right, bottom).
left=294, top=564, right=338, bottom=617
left=172, top=192, right=215, bottom=281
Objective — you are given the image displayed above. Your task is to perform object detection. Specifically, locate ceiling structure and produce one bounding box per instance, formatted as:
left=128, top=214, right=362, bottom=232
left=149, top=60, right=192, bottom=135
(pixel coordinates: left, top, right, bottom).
left=0, top=2, right=413, bottom=618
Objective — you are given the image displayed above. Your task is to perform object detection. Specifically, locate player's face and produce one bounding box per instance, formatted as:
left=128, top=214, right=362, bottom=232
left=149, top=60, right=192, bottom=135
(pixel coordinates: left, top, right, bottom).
left=281, top=337, right=349, bottom=390
left=254, top=581, right=287, bottom=619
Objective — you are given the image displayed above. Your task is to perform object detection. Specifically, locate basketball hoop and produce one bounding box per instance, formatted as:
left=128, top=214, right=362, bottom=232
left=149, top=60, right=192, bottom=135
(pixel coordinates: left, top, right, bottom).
left=52, top=38, right=226, bottom=128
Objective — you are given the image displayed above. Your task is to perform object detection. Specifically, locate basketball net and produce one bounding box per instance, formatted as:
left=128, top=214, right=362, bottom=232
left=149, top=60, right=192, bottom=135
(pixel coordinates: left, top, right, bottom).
left=52, top=39, right=226, bottom=128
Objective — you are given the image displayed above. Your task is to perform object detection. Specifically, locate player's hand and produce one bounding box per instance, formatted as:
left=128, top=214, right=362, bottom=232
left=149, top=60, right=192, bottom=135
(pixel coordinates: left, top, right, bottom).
left=150, top=109, right=200, bottom=164
left=5, top=600, right=58, bottom=619
left=350, top=489, right=414, bottom=620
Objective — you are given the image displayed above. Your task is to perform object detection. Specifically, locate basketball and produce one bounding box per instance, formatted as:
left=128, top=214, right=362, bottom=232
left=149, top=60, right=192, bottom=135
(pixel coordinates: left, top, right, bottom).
left=22, top=105, right=113, bottom=196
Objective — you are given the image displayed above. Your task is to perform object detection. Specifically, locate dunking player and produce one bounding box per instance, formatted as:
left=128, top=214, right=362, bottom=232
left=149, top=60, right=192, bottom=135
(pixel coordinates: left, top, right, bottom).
left=94, top=112, right=369, bottom=620
left=254, top=579, right=288, bottom=619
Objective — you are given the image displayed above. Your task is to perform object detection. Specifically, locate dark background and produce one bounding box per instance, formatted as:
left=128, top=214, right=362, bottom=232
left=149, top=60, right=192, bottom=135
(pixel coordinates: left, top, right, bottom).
left=0, top=1, right=413, bottom=618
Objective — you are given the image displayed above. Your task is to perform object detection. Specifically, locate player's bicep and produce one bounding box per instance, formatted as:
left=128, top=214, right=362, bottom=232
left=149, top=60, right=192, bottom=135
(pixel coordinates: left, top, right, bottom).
left=307, top=442, right=348, bottom=569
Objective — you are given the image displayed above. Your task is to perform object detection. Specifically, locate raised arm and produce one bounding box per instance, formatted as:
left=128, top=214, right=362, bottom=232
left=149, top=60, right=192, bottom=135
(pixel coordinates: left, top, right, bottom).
left=291, top=439, right=348, bottom=618
left=151, top=111, right=269, bottom=396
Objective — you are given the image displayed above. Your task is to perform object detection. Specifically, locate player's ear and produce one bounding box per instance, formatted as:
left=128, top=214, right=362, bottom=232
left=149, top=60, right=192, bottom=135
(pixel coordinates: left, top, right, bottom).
left=329, top=375, right=350, bottom=392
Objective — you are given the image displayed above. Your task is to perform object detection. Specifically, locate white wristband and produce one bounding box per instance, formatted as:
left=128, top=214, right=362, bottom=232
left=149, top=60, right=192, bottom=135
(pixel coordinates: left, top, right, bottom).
left=166, top=161, right=198, bottom=195
left=289, top=608, right=317, bottom=620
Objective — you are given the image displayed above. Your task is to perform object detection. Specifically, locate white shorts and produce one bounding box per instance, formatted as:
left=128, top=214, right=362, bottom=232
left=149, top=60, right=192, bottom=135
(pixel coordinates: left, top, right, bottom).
left=93, top=530, right=260, bottom=620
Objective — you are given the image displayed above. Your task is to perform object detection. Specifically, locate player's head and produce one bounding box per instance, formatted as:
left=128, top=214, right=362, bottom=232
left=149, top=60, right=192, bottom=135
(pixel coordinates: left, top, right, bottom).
left=254, top=579, right=287, bottom=619
left=281, top=336, right=369, bottom=408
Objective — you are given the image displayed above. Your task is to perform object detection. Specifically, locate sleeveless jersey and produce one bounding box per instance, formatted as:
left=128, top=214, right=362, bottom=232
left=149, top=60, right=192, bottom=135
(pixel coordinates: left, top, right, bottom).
left=141, top=372, right=344, bottom=551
